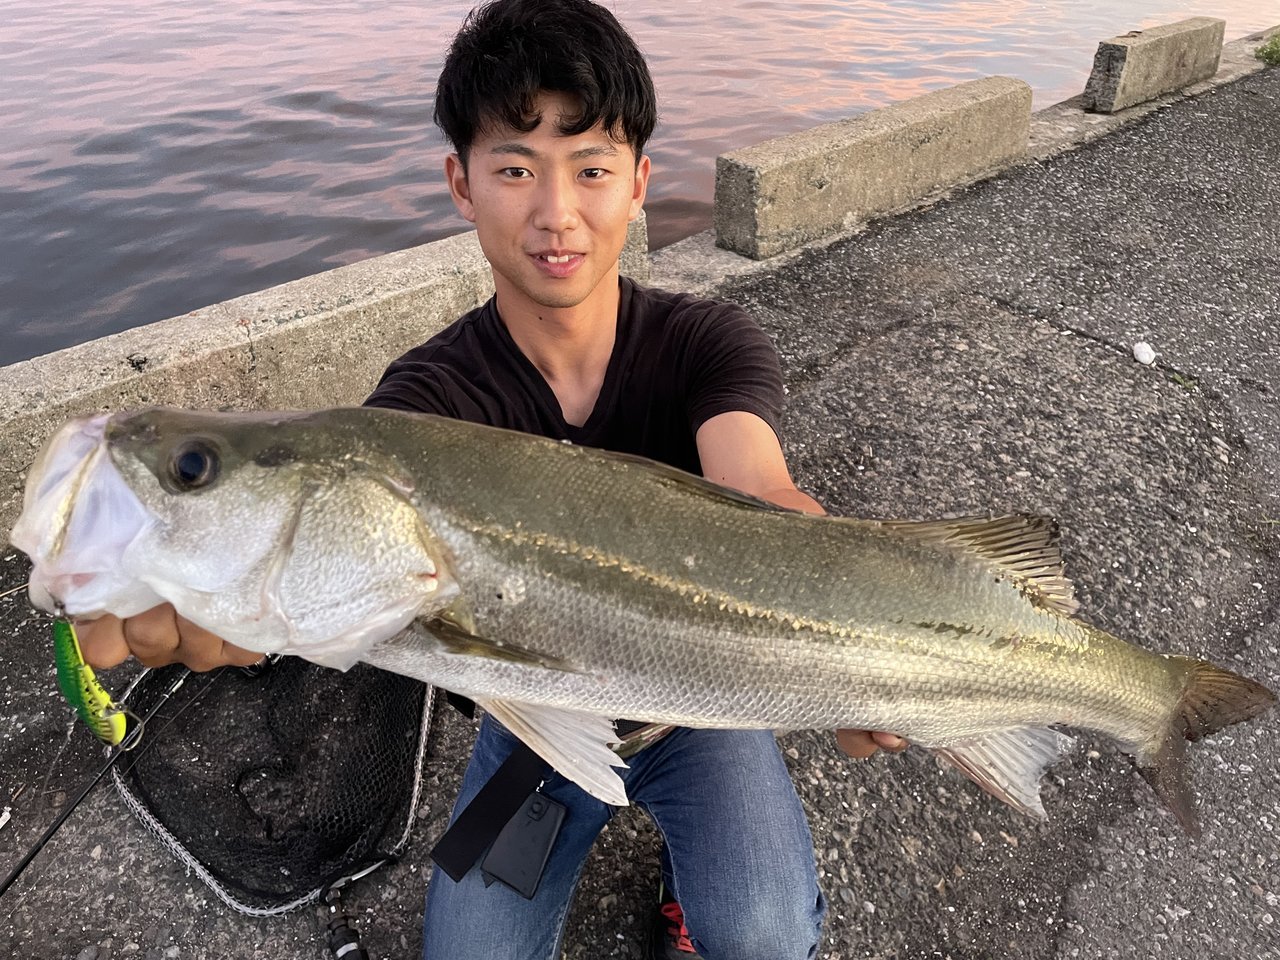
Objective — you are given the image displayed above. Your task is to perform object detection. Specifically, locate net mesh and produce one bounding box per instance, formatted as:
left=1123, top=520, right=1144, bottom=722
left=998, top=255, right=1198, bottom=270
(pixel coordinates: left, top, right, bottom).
left=111, top=657, right=431, bottom=915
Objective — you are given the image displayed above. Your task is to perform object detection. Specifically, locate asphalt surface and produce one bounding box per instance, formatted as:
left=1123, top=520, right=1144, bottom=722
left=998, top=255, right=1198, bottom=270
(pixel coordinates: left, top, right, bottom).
left=2, top=63, right=1279, bottom=960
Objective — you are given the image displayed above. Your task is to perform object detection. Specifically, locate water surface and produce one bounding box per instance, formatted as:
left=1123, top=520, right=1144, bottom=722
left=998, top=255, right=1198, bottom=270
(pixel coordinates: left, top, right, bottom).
left=1, top=1, right=1273, bottom=365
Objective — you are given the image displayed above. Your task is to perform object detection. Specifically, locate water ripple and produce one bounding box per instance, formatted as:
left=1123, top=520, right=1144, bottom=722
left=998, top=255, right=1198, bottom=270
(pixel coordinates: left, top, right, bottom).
left=1, top=0, right=1273, bottom=365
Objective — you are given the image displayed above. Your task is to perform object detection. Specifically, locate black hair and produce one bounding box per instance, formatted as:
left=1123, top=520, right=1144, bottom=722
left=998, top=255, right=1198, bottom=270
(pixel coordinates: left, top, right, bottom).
left=434, top=0, right=657, bottom=167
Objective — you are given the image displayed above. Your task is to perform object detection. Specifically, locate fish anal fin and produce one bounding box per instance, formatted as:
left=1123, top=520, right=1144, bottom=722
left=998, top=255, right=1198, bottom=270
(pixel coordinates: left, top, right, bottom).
left=933, top=726, right=1074, bottom=820
left=880, top=515, right=1079, bottom=616
left=478, top=698, right=629, bottom=807
left=415, top=615, right=579, bottom=673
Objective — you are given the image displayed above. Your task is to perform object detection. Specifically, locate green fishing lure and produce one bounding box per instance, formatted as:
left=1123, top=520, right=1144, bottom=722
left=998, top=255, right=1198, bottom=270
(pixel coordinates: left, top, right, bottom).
left=52, top=618, right=130, bottom=746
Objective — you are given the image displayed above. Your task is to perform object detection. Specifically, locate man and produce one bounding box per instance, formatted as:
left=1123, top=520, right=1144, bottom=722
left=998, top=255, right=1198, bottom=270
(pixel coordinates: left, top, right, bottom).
left=79, top=2, right=904, bottom=957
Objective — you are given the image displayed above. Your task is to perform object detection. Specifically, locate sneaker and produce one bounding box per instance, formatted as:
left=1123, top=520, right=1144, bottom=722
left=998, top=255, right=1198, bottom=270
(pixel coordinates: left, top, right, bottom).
left=647, top=893, right=702, bottom=958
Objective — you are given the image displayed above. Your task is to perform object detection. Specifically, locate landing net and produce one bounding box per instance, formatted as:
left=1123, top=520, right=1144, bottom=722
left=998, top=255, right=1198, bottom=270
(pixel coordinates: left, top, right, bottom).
left=111, top=658, right=432, bottom=916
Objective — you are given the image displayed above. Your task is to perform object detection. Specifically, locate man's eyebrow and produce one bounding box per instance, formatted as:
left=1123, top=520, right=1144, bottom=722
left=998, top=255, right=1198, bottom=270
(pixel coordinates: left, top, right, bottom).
left=569, top=144, right=620, bottom=161
left=484, top=142, right=621, bottom=161
left=488, top=142, right=539, bottom=158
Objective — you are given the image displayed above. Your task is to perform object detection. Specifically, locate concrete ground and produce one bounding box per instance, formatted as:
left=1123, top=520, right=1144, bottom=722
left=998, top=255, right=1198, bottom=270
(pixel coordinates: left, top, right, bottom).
left=2, top=62, right=1280, bottom=960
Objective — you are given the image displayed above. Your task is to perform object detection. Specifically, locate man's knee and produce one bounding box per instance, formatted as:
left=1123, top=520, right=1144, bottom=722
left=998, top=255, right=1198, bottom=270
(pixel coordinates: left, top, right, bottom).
left=687, top=887, right=826, bottom=960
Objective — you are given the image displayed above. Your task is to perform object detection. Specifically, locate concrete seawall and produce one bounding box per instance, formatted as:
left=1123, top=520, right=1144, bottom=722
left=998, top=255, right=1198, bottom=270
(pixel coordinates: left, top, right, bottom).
left=1, top=23, right=1275, bottom=540
left=1082, top=17, right=1227, bottom=113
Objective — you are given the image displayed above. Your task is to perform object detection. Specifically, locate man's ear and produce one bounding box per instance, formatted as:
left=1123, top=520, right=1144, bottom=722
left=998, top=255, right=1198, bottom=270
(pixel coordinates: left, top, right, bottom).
left=445, top=153, right=476, bottom=223
left=628, top=154, right=651, bottom=222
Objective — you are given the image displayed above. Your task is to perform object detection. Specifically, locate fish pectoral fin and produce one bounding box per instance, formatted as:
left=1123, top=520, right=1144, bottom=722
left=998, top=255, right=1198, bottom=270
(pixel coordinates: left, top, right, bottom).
left=932, top=726, right=1074, bottom=820
left=414, top=615, right=579, bottom=673
left=477, top=698, right=629, bottom=807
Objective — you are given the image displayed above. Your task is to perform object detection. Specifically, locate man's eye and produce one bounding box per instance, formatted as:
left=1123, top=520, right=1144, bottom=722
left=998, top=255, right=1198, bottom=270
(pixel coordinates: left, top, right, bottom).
left=501, top=167, right=531, bottom=179
left=581, top=168, right=606, bottom=179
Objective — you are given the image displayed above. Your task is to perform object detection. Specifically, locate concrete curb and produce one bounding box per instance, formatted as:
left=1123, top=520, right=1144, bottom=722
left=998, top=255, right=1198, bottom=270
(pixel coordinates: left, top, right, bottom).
left=713, top=77, right=1032, bottom=260
left=650, top=26, right=1280, bottom=295
left=1082, top=17, right=1225, bottom=114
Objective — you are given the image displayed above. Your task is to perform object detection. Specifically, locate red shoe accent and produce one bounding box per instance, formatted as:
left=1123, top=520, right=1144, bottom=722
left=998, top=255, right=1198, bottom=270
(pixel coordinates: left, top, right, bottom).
left=659, top=901, right=698, bottom=954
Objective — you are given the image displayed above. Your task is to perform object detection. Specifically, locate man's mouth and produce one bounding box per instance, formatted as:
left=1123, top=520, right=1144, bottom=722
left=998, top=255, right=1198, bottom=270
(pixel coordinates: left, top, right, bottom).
left=531, top=252, right=585, bottom=278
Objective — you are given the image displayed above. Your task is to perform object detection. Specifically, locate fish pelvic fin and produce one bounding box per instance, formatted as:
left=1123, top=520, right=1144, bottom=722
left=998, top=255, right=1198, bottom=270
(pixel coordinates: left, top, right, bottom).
left=879, top=515, right=1078, bottom=616
left=933, top=726, right=1075, bottom=820
left=477, top=698, right=629, bottom=807
left=1139, top=657, right=1277, bottom=837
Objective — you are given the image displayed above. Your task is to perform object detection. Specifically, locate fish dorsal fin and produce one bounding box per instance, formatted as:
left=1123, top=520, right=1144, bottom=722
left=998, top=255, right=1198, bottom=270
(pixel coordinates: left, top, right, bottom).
left=477, top=698, right=629, bottom=807
left=879, top=515, right=1079, bottom=616
left=932, top=726, right=1075, bottom=820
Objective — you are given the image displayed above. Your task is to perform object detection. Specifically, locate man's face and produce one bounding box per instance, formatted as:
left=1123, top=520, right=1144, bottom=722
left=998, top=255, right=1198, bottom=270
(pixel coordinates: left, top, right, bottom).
left=445, top=91, right=650, bottom=315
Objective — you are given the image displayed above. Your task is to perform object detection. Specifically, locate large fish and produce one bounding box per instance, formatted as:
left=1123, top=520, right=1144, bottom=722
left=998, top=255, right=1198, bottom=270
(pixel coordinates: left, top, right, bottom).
left=10, top=407, right=1275, bottom=832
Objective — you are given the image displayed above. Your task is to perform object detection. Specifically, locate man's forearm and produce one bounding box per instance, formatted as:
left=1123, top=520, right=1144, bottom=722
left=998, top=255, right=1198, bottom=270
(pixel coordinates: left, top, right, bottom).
left=757, top=485, right=826, bottom=516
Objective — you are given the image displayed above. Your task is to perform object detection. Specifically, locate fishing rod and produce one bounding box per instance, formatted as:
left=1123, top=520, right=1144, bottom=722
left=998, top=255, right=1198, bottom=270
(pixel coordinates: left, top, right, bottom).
left=0, top=587, right=385, bottom=960
left=0, top=670, right=202, bottom=899
left=0, top=610, right=209, bottom=900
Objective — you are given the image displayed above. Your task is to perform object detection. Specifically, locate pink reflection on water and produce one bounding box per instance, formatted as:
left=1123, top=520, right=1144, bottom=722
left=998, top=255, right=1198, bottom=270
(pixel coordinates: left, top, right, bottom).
left=1, top=0, right=1276, bottom=362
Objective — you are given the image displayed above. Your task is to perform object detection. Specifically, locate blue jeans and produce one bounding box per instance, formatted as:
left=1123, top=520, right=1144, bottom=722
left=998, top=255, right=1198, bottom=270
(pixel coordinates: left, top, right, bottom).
left=422, top=715, right=826, bottom=959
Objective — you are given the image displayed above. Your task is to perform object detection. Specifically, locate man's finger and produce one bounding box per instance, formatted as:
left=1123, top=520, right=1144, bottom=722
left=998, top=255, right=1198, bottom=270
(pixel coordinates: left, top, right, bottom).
left=75, top=615, right=130, bottom=669
left=835, top=728, right=879, bottom=759
left=222, top=642, right=267, bottom=668
left=871, top=731, right=908, bottom=753
left=122, top=604, right=182, bottom=668
left=173, top=613, right=259, bottom=672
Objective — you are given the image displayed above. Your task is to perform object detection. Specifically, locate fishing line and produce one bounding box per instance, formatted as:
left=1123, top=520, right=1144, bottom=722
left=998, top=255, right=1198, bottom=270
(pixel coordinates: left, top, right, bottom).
left=113, top=668, right=227, bottom=782
left=0, top=665, right=208, bottom=901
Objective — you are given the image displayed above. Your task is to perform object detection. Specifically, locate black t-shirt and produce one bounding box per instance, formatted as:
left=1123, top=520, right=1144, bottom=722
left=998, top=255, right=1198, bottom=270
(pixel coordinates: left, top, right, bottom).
left=365, top=277, right=784, bottom=474
left=365, top=277, right=784, bottom=735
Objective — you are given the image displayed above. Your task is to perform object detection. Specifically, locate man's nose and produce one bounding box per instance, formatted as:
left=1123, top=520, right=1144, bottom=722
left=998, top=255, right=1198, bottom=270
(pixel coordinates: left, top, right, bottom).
left=531, top=174, right=579, bottom=233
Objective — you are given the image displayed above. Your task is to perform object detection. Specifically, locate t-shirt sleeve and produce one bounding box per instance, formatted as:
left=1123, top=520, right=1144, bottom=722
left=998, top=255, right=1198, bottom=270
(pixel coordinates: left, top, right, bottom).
left=363, top=357, right=458, bottom=416
left=683, top=302, right=785, bottom=440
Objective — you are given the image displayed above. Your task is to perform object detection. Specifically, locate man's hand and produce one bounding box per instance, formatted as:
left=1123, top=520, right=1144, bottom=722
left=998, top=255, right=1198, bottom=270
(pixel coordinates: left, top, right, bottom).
left=76, top=604, right=263, bottom=672
left=835, top=729, right=908, bottom=759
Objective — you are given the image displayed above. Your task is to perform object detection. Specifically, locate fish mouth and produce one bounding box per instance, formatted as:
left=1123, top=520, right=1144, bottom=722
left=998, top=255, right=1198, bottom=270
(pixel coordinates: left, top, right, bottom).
left=11, top=413, right=162, bottom=618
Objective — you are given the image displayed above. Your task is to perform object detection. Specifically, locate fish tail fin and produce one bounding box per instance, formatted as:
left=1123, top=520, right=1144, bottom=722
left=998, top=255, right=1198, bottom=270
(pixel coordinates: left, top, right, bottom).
left=1140, top=657, right=1276, bottom=837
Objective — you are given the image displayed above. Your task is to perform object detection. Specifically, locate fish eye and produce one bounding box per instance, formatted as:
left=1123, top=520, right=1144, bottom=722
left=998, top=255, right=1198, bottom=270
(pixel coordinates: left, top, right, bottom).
left=167, top=440, right=220, bottom=491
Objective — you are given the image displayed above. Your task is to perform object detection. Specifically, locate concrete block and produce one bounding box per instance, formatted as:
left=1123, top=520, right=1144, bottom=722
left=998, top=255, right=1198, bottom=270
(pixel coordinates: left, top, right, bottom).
left=622, top=211, right=650, bottom=282
left=1082, top=18, right=1225, bottom=114
left=714, top=77, right=1032, bottom=260
left=0, top=212, right=650, bottom=537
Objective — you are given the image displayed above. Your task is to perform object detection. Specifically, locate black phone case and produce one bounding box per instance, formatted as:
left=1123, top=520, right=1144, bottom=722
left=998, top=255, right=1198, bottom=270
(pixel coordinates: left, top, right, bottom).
left=480, top=791, right=567, bottom=899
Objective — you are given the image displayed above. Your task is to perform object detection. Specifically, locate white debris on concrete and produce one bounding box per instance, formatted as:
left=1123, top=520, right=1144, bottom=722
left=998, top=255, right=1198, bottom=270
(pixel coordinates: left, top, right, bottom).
left=1132, top=341, right=1157, bottom=364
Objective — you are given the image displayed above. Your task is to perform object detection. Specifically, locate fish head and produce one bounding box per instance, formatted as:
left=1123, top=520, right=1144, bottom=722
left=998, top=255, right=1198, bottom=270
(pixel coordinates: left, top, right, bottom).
left=12, top=407, right=453, bottom=669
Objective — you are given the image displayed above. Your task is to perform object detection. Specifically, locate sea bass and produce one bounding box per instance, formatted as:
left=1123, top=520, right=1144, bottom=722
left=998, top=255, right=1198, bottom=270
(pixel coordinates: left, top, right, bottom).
left=11, top=407, right=1275, bottom=831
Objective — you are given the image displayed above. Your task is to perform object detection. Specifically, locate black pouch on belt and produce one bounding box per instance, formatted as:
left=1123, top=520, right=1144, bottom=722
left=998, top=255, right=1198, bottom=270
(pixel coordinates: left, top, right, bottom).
left=430, top=717, right=647, bottom=894
left=480, top=789, right=567, bottom=899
